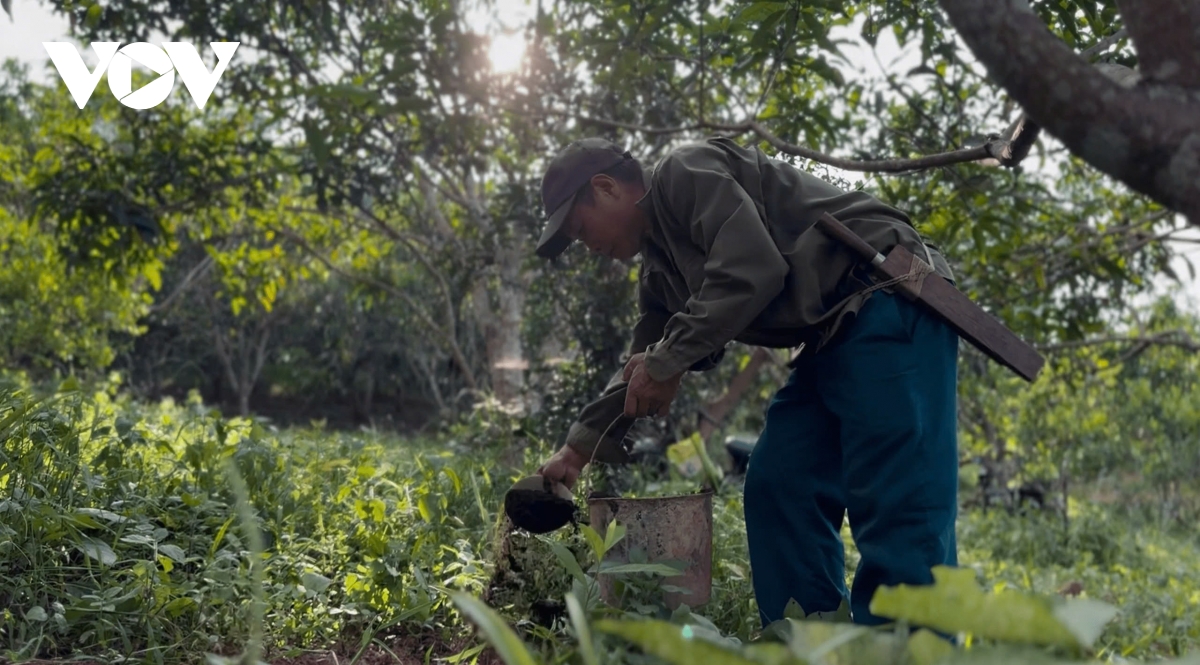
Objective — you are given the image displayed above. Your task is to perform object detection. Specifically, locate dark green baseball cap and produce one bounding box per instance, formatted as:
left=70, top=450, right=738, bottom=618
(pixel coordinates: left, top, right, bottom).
left=536, top=137, right=632, bottom=259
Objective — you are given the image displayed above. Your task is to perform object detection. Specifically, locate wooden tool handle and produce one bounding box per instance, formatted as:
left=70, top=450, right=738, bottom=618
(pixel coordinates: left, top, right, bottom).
left=814, top=212, right=1045, bottom=383
left=816, top=212, right=884, bottom=264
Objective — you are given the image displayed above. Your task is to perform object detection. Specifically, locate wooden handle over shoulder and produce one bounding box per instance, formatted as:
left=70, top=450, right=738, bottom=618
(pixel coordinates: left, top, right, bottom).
left=815, top=212, right=885, bottom=265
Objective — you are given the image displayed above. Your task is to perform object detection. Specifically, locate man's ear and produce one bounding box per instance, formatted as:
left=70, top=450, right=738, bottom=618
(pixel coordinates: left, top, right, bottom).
left=590, top=174, right=619, bottom=201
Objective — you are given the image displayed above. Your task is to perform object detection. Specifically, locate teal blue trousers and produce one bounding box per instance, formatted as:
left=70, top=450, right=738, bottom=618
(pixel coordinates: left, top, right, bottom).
left=743, top=289, right=960, bottom=627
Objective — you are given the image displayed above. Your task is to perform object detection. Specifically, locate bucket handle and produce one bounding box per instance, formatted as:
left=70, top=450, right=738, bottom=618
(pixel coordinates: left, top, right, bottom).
left=580, top=414, right=720, bottom=498
left=578, top=413, right=632, bottom=498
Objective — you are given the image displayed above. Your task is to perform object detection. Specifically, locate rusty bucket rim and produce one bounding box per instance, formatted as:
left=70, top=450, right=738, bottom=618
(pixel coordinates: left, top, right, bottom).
left=584, top=489, right=714, bottom=508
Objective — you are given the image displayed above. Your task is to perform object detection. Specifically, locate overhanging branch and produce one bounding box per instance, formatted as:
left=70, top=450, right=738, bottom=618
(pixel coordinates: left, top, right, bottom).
left=507, top=29, right=1131, bottom=176
left=523, top=107, right=1005, bottom=173
left=1037, top=330, right=1200, bottom=354
left=987, top=27, right=1131, bottom=169
left=935, top=0, right=1200, bottom=224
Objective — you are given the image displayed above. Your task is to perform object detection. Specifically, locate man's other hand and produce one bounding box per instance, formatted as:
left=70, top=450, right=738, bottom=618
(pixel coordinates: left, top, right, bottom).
left=622, top=352, right=683, bottom=418
left=536, top=444, right=589, bottom=490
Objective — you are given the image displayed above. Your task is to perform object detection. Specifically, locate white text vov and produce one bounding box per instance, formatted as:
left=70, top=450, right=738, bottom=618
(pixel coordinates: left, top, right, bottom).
left=42, top=42, right=240, bottom=111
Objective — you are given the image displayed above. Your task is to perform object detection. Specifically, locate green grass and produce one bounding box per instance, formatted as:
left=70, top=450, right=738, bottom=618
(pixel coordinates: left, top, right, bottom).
left=2, top=378, right=1199, bottom=664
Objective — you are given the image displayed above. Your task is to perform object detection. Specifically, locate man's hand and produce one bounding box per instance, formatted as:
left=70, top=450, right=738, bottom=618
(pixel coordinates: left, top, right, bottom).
left=536, top=444, right=589, bottom=491
left=622, top=352, right=683, bottom=418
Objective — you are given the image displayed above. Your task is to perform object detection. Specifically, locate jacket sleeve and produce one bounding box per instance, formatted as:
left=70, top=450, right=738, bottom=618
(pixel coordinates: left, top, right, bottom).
left=641, top=152, right=789, bottom=382
left=563, top=279, right=725, bottom=463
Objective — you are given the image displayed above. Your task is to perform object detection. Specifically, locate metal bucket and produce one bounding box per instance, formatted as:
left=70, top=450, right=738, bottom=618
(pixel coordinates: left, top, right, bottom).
left=586, top=490, right=713, bottom=610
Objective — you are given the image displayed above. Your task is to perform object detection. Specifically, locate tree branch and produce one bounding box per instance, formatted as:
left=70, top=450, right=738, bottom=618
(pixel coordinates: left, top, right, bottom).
left=250, top=316, right=273, bottom=401
left=343, top=200, right=467, bottom=364
left=512, top=31, right=1125, bottom=180
left=522, top=107, right=1003, bottom=173
left=935, top=0, right=1200, bottom=224
left=697, top=346, right=772, bottom=442
left=150, top=254, right=215, bottom=313
left=203, top=289, right=244, bottom=407
left=871, top=47, right=961, bottom=150
left=652, top=53, right=750, bottom=119
left=1115, top=0, right=1200, bottom=88
left=270, top=225, right=479, bottom=391
left=285, top=202, right=473, bottom=392
left=1037, top=330, right=1200, bottom=353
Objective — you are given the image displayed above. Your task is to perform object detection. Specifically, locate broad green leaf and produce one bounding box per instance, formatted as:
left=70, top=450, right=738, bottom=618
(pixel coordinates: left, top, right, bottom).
left=320, top=83, right=379, bottom=106
left=164, top=597, right=196, bottom=617
left=301, top=572, right=333, bottom=593
left=749, top=8, right=788, bottom=49
left=731, top=1, right=787, bottom=28
left=907, top=629, right=955, bottom=665
left=667, top=607, right=738, bottom=648
left=369, top=498, right=385, bottom=522
left=761, top=619, right=793, bottom=643
left=442, top=467, right=462, bottom=494
left=120, top=533, right=158, bottom=547
left=383, top=96, right=430, bottom=113
left=210, top=515, right=235, bottom=558
left=159, top=544, right=187, bottom=563
left=688, top=433, right=724, bottom=488
left=742, top=643, right=816, bottom=665
left=61, top=512, right=100, bottom=529
left=934, top=646, right=1092, bottom=664
left=806, top=598, right=852, bottom=623
left=541, top=536, right=588, bottom=585
left=773, top=619, right=902, bottom=665
left=76, top=507, right=130, bottom=524
left=303, top=121, right=330, bottom=168
left=1051, top=598, right=1120, bottom=649
left=603, top=519, right=626, bottom=551
left=807, top=57, right=846, bottom=88
left=579, top=524, right=606, bottom=562
left=25, top=607, right=48, bottom=622
left=144, top=263, right=162, bottom=291
left=79, top=537, right=117, bottom=566
left=805, top=625, right=874, bottom=662
left=84, top=2, right=101, bottom=27
left=800, top=10, right=837, bottom=54
left=869, top=566, right=1116, bottom=649
left=598, top=561, right=685, bottom=577
left=595, top=618, right=804, bottom=665
left=450, top=592, right=538, bottom=665
left=784, top=598, right=806, bottom=620
left=671, top=605, right=723, bottom=636
left=565, top=593, right=599, bottom=665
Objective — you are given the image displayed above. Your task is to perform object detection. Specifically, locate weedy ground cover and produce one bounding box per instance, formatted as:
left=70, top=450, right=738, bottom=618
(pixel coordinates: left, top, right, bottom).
left=2, top=377, right=1198, bottom=665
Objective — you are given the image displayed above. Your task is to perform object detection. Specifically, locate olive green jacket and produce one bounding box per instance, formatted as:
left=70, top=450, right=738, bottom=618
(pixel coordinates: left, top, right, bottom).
left=564, top=137, right=954, bottom=463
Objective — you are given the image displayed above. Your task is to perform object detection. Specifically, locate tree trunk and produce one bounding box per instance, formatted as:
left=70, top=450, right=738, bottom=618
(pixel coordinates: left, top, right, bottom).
left=472, top=245, right=527, bottom=409
left=1114, top=0, right=1200, bottom=89
left=209, top=305, right=273, bottom=418
left=698, top=347, right=775, bottom=441
left=1060, top=455, right=1070, bottom=532
left=237, top=387, right=251, bottom=418
left=361, top=369, right=375, bottom=425
left=494, top=245, right=528, bottom=405
left=409, top=353, right=447, bottom=414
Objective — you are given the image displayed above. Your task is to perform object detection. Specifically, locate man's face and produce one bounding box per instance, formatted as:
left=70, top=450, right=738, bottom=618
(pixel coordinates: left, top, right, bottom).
left=564, top=175, right=645, bottom=261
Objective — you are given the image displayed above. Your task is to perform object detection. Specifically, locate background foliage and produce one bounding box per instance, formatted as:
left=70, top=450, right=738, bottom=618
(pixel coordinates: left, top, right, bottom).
left=1, top=0, right=1198, bottom=662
